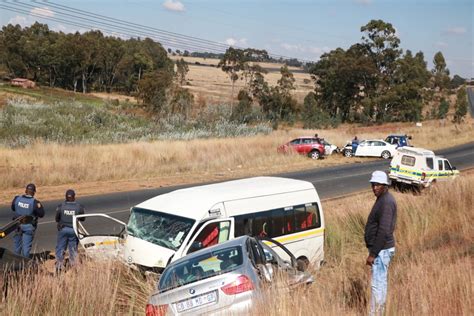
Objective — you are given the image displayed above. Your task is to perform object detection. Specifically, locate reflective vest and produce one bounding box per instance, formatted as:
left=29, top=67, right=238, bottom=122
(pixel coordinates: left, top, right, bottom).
left=58, top=202, right=82, bottom=228
left=14, top=195, right=34, bottom=217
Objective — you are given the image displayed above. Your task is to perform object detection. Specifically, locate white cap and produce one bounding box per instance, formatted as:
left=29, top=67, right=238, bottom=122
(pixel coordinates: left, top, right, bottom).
left=369, top=171, right=389, bottom=185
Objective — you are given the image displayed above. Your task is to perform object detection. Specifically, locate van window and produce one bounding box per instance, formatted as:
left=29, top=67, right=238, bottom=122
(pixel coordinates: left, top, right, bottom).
left=426, top=157, right=434, bottom=169
left=438, top=160, right=444, bottom=170
left=401, top=155, right=416, bottom=166
left=193, top=221, right=231, bottom=249
left=444, top=160, right=452, bottom=170
left=233, top=203, right=321, bottom=239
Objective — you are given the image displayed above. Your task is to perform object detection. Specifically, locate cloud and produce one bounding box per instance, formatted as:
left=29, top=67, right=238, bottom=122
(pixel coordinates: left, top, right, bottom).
left=163, top=0, right=185, bottom=12
left=8, top=6, right=55, bottom=27
left=8, top=15, right=29, bottom=27
left=446, top=27, right=466, bottom=35
left=435, top=41, right=448, bottom=47
left=30, top=7, right=55, bottom=18
left=225, top=37, right=247, bottom=47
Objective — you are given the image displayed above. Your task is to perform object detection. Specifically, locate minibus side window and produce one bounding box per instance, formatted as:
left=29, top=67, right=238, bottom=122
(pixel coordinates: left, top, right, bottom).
left=270, top=209, right=286, bottom=237
left=251, top=212, right=272, bottom=238
left=294, top=205, right=307, bottom=231
left=284, top=207, right=295, bottom=234
left=438, top=160, right=444, bottom=170
left=305, top=204, right=321, bottom=229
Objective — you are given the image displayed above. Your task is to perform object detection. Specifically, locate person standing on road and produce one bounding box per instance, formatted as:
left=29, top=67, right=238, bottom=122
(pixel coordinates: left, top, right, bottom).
left=55, top=189, right=85, bottom=271
left=11, top=183, right=45, bottom=258
left=351, top=136, right=359, bottom=155
left=364, top=171, right=397, bottom=316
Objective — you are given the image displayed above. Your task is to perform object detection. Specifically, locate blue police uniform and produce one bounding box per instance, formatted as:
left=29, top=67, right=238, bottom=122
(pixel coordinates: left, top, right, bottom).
left=11, top=194, right=45, bottom=258
left=55, top=200, right=85, bottom=269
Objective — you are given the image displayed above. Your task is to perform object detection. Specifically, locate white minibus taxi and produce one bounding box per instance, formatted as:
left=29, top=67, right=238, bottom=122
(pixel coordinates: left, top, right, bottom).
left=73, top=177, right=325, bottom=272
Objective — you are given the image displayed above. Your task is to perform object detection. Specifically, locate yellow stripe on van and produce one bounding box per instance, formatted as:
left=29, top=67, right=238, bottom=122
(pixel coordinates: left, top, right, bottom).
left=264, top=227, right=324, bottom=244
left=95, top=240, right=119, bottom=246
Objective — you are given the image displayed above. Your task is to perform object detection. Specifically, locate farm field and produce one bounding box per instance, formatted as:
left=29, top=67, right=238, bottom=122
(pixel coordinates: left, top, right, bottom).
left=2, top=174, right=472, bottom=315
left=168, top=55, right=313, bottom=104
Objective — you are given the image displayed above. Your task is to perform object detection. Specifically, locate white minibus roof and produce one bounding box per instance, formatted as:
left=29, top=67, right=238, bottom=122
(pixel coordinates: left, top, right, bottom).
left=135, top=177, right=316, bottom=220
left=396, top=147, right=435, bottom=156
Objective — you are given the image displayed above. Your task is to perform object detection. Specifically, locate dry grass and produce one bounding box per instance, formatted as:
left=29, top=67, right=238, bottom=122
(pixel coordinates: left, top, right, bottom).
left=169, top=56, right=313, bottom=104
left=0, top=118, right=472, bottom=204
left=2, top=172, right=472, bottom=315
left=255, top=174, right=473, bottom=315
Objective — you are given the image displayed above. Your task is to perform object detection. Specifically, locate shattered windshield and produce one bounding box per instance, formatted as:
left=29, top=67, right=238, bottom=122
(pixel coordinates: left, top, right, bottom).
left=127, top=207, right=195, bottom=251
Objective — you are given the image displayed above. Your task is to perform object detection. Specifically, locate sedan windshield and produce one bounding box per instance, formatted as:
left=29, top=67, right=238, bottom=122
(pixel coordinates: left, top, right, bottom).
left=127, top=207, right=195, bottom=251
left=159, top=246, right=243, bottom=292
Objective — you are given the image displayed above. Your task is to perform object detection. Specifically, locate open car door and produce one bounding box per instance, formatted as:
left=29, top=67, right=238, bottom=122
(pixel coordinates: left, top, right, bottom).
left=175, top=218, right=235, bottom=260
left=73, top=213, right=127, bottom=260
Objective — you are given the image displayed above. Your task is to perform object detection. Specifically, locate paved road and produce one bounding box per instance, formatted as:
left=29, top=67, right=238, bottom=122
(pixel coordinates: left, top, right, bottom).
left=1, top=142, right=473, bottom=253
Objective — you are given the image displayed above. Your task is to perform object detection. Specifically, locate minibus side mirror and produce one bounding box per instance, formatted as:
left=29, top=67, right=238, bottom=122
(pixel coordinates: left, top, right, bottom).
left=452, top=166, right=457, bottom=170
left=189, top=241, right=203, bottom=253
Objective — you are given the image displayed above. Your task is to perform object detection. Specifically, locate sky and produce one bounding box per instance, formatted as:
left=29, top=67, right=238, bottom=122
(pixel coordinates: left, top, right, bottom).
left=1, top=0, right=473, bottom=78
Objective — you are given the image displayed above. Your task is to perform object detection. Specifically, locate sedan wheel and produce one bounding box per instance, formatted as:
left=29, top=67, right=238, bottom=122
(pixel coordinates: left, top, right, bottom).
left=381, top=151, right=391, bottom=159
left=309, top=150, right=320, bottom=160
left=344, top=149, right=352, bottom=157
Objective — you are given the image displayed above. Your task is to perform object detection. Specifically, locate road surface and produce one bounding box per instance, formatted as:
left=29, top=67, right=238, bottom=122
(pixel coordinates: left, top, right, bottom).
left=0, top=142, right=473, bottom=254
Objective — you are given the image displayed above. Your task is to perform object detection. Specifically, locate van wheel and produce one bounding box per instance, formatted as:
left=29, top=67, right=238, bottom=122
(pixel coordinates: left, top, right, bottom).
left=381, top=151, right=391, bottom=159
left=309, top=150, right=320, bottom=160
left=296, top=257, right=310, bottom=272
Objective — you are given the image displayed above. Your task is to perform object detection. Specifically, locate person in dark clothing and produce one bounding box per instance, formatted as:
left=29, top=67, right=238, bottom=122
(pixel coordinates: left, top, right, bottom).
left=364, top=171, right=397, bottom=316
left=55, top=189, right=85, bottom=271
left=351, top=136, right=359, bottom=154
left=11, top=183, right=45, bottom=258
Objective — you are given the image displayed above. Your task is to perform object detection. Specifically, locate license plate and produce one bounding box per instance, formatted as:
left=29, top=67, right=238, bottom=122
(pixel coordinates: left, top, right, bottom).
left=175, top=290, right=217, bottom=312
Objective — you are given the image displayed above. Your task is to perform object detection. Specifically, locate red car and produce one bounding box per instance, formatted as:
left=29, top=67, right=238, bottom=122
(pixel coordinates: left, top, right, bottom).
left=278, top=137, right=326, bottom=159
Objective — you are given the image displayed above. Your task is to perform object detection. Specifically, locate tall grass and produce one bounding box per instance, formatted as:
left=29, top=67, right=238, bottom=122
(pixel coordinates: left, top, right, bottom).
left=2, top=175, right=472, bottom=315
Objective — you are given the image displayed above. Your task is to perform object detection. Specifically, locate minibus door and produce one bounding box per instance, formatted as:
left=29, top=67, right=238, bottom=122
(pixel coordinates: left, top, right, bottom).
left=73, top=213, right=127, bottom=260
left=182, top=218, right=235, bottom=255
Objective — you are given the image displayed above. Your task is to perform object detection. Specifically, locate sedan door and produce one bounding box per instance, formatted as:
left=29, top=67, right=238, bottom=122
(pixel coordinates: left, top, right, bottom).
left=355, top=141, right=370, bottom=156
left=73, top=213, right=127, bottom=260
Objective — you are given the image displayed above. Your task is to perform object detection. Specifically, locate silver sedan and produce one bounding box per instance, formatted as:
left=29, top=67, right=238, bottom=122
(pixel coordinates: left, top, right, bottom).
left=146, top=236, right=314, bottom=315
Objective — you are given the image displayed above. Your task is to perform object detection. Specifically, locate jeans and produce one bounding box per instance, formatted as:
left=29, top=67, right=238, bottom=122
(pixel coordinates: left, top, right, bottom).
left=56, top=226, right=79, bottom=269
left=370, top=247, right=395, bottom=316
left=13, top=224, right=35, bottom=258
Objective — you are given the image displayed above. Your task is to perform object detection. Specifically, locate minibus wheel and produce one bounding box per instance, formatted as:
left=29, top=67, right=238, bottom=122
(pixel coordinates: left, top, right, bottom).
left=296, top=257, right=309, bottom=272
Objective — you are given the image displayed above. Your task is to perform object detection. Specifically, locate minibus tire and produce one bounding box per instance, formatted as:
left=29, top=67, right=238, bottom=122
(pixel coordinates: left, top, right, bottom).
left=296, top=257, right=309, bottom=272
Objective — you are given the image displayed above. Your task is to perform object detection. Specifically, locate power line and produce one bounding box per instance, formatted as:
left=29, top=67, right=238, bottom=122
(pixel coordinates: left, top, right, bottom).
left=1, top=0, right=314, bottom=63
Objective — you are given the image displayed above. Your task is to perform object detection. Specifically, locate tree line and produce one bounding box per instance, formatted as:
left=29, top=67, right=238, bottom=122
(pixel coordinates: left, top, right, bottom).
left=0, top=20, right=468, bottom=126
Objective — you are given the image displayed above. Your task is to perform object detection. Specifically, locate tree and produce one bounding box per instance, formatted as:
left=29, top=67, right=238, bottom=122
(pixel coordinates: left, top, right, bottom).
left=450, top=74, right=466, bottom=89
left=432, top=51, right=450, bottom=91
left=170, top=87, right=194, bottom=118
left=453, top=87, right=468, bottom=123
left=218, top=47, right=246, bottom=110
left=277, top=65, right=295, bottom=95
left=175, top=58, right=189, bottom=86
left=437, top=98, right=449, bottom=119
left=137, top=69, right=174, bottom=113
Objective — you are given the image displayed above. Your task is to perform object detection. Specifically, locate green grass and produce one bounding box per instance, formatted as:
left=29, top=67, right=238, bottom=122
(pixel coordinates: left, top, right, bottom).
left=0, top=85, right=105, bottom=106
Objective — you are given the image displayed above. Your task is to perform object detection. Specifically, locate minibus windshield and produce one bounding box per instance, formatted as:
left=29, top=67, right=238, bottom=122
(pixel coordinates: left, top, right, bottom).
left=127, top=207, right=195, bottom=251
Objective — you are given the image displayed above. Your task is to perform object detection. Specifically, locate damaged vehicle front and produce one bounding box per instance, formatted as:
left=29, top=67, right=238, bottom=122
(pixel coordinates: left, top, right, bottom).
left=73, top=208, right=197, bottom=273
left=146, top=236, right=314, bottom=316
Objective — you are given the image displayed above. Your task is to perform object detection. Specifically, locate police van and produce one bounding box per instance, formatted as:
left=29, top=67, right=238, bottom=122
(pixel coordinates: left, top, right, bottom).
left=73, top=177, right=325, bottom=272
left=389, top=147, right=459, bottom=190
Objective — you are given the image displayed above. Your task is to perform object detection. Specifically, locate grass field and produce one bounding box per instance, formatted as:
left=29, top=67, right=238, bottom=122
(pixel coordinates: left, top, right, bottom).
left=169, top=56, right=313, bottom=104
left=0, top=117, right=472, bottom=205
left=2, top=174, right=472, bottom=315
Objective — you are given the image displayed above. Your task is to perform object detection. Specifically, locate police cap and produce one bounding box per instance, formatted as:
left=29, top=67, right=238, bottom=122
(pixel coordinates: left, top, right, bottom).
left=26, top=183, right=36, bottom=192
left=65, top=189, right=76, bottom=198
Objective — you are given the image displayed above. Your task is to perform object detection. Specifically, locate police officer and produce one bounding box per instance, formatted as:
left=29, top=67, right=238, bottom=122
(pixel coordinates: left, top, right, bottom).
left=11, top=183, right=45, bottom=258
left=55, top=189, right=85, bottom=271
